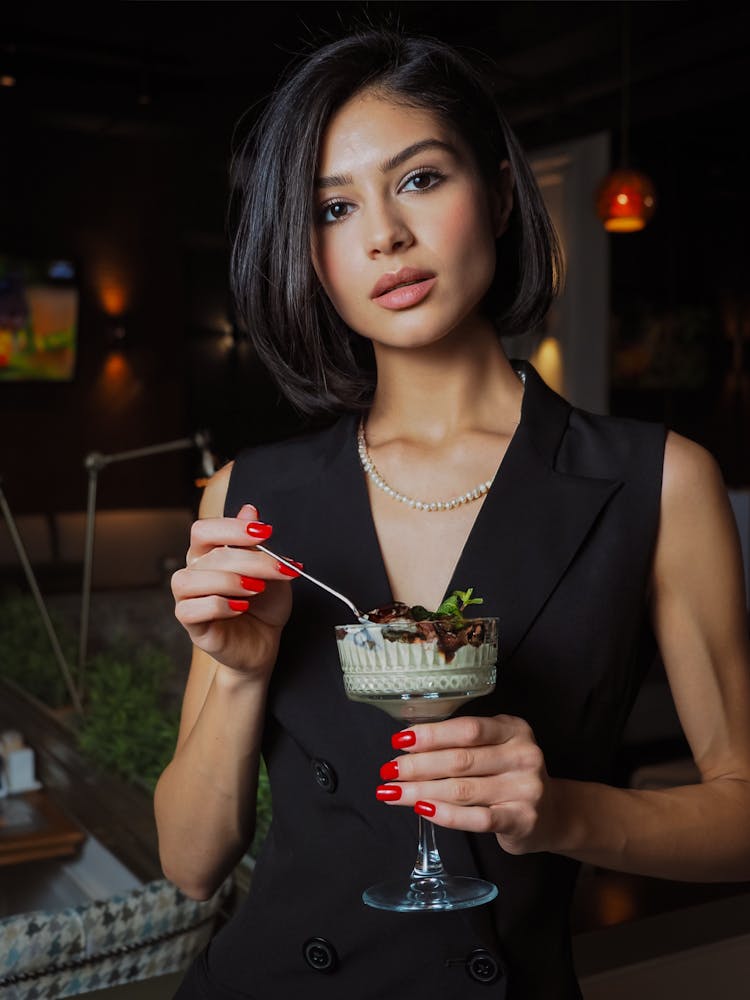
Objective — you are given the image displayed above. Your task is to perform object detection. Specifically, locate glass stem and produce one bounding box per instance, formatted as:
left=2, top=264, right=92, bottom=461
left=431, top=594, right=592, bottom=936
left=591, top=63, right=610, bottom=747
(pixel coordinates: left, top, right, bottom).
left=411, top=815, right=446, bottom=879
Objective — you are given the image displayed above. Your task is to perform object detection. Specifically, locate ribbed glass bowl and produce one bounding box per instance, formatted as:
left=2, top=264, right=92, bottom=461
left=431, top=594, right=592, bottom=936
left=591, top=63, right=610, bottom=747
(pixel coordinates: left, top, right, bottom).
left=335, top=617, right=498, bottom=721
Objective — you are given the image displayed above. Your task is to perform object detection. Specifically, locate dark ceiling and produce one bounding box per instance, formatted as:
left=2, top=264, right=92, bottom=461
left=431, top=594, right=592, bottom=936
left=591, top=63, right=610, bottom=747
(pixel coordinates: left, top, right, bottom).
left=3, top=1, right=749, bottom=150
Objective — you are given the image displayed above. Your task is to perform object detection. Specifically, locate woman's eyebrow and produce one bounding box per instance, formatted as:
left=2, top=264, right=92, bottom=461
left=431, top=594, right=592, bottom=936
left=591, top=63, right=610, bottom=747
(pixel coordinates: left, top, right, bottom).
left=316, top=138, right=458, bottom=190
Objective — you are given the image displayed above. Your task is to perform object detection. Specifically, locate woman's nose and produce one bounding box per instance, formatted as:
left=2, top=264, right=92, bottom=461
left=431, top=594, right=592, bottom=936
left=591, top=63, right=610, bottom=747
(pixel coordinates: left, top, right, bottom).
left=365, top=203, right=414, bottom=258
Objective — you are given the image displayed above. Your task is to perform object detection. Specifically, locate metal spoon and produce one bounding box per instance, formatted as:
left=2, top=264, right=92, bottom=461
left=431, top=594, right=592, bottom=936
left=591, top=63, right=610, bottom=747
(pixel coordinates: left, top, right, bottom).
left=255, top=544, right=369, bottom=623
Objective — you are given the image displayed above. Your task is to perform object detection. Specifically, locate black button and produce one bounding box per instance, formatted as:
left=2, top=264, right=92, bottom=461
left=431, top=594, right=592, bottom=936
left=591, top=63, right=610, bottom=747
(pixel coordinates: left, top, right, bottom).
left=303, top=937, right=338, bottom=972
left=311, top=758, right=337, bottom=793
left=465, top=948, right=501, bottom=984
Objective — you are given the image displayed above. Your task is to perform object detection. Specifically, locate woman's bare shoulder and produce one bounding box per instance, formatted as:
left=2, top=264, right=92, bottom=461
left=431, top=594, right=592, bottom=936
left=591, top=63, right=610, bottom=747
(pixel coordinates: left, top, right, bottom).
left=198, top=460, right=235, bottom=518
left=662, top=429, right=725, bottom=500
left=655, top=429, right=742, bottom=600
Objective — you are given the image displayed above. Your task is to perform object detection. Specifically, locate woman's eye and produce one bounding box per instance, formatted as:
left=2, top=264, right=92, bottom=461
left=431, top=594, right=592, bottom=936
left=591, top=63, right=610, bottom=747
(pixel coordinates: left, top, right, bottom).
left=401, top=170, right=442, bottom=193
left=319, top=201, right=353, bottom=224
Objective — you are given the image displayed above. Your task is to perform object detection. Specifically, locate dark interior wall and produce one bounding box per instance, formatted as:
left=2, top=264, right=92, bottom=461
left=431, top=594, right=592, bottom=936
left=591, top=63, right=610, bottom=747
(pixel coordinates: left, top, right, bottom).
left=604, top=96, right=750, bottom=486
left=0, top=118, right=304, bottom=518
left=1, top=125, right=190, bottom=512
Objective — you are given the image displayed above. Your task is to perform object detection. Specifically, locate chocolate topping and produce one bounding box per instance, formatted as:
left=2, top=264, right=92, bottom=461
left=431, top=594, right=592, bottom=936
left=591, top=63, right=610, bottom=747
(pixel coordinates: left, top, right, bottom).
left=357, top=601, right=487, bottom=662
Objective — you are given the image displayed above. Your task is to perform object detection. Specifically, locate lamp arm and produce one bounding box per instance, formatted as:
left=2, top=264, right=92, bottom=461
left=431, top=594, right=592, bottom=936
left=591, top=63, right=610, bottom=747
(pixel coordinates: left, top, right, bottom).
left=77, top=430, right=213, bottom=690
left=84, top=435, right=200, bottom=472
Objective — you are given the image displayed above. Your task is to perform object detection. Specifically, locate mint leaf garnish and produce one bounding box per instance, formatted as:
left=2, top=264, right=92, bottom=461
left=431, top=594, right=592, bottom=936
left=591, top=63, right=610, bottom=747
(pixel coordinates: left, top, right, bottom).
left=411, top=588, right=485, bottom=626
left=436, top=595, right=460, bottom=617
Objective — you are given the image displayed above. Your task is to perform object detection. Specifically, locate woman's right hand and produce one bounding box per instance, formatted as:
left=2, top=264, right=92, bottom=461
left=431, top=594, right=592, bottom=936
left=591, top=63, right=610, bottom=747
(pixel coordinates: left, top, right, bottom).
left=171, top=496, right=297, bottom=680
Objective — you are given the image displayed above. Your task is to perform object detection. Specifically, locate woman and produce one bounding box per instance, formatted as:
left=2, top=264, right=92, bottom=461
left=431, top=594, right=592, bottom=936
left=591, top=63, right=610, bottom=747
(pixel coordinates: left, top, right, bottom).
left=156, top=27, right=750, bottom=999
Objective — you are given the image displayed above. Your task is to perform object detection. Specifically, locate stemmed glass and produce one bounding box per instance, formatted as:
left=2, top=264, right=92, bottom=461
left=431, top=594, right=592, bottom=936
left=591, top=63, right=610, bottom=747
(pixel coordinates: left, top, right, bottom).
left=335, top=616, right=499, bottom=912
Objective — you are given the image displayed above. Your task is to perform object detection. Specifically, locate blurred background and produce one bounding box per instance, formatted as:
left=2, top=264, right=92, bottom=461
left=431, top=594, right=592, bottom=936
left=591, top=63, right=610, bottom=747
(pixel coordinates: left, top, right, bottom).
left=1, top=3, right=750, bottom=996
left=2, top=0, right=749, bottom=515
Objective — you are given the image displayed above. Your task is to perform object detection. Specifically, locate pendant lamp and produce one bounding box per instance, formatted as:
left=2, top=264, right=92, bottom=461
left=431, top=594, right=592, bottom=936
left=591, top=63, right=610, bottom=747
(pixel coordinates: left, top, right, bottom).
left=595, top=4, right=656, bottom=233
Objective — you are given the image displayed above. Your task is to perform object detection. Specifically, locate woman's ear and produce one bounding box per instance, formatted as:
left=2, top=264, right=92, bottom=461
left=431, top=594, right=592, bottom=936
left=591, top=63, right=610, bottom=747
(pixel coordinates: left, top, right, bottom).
left=491, top=160, right=515, bottom=238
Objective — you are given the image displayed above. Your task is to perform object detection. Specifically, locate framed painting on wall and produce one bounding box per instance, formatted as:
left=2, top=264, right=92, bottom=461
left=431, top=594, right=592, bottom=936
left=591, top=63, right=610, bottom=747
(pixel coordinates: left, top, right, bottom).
left=0, top=255, right=79, bottom=382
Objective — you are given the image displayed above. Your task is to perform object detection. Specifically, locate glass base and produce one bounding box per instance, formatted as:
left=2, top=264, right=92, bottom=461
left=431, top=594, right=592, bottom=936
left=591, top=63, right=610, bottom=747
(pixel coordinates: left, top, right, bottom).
left=362, top=874, right=498, bottom=912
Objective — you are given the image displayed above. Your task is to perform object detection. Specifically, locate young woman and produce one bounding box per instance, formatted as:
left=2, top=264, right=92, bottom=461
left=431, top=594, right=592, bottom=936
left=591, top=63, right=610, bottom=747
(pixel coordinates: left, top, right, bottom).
left=155, top=27, right=750, bottom=999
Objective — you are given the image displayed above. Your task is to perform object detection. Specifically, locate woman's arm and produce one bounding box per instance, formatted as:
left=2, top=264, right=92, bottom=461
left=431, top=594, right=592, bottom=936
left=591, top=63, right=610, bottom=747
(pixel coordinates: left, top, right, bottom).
left=547, top=430, right=750, bottom=879
left=154, top=647, right=269, bottom=899
left=378, top=432, right=750, bottom=881
left=154, top=465, right=294, bottom=899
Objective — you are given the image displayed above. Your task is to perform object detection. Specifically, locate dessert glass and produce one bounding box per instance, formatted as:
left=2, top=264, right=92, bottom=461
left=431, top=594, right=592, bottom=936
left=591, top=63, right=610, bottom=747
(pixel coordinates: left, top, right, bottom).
left=335, top=616, right=499, bottom=911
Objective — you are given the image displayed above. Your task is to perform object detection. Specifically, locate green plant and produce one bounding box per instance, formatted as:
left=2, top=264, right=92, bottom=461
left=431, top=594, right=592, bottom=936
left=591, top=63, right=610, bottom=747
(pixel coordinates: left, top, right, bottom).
left=0, top=588, right=272, bottom=856
left=0, top=588, right=77, bottom=707
left=77, top=639, right=180, bottom=791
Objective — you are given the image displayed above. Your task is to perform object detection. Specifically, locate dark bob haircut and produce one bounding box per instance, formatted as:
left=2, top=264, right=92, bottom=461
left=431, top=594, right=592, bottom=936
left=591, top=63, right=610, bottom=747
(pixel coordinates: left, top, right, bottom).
left=229, top=27, right=561, bottom=418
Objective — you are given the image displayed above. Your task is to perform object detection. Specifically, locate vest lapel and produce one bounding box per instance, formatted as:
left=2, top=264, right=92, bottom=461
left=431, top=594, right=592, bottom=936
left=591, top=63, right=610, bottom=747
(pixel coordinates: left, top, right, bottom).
left=444, top=361, right=622, bottom=665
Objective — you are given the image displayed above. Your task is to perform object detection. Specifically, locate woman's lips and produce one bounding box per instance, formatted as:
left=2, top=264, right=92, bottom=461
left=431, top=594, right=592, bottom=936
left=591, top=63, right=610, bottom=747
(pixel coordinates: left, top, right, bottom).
left=370, top=267, right=437, bottom=311
left=372, top=277, right=437, bottom=310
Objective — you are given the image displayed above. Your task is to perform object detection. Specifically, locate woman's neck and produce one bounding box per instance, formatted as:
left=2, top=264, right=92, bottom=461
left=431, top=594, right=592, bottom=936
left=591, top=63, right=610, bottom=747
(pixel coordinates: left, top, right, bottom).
left=367, top=321, right=523, bottom=445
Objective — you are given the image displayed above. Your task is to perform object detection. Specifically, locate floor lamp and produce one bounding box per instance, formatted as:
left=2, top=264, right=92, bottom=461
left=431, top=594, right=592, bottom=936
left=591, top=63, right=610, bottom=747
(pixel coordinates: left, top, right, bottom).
left=77, top=430, right=214, bottom=696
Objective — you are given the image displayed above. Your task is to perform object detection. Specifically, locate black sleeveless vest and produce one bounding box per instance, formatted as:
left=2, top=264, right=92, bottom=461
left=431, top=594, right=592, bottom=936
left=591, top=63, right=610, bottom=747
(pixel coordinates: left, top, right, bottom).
left=178, top=361, right=666, bottom=999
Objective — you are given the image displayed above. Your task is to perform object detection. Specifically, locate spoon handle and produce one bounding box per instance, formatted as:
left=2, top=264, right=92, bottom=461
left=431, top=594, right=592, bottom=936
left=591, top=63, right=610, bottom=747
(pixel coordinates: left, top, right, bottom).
left=255, top=544, right=366, bottom=622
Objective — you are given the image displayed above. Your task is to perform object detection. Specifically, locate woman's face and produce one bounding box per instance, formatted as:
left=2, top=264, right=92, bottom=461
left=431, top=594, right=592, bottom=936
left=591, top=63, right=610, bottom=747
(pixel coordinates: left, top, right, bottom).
left=311, top=90, right=512, bottom=353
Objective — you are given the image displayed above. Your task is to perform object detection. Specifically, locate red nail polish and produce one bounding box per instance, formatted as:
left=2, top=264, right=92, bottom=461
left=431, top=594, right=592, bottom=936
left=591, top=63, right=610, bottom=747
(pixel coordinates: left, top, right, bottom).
left=228, top=599, right=249, bottom=612
left=380, top=760, right=399, bottom=781
left=414, top=801, right=436, bottom=817
left=376, top=785, right=402, bottom=801
left=392, top=730, right=416, bottom=749
left=240, top=576, right=266, bottom=592
left=246, top=521, right=272, bottom=539
left=277, top=562, right=301, bottom=578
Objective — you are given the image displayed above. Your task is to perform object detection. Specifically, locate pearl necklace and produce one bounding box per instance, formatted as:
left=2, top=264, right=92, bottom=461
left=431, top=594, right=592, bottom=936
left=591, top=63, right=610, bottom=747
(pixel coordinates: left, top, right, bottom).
left=357, top=421, right=495, bottom=512
left=357, top=366, right=525, bottom=512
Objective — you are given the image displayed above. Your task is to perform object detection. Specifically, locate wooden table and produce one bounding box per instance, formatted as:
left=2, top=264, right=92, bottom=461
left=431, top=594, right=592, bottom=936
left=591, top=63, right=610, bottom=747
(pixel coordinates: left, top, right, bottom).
left=0, top=679, right=162, bottom=883
left=0, top=789, right=86, bottom=866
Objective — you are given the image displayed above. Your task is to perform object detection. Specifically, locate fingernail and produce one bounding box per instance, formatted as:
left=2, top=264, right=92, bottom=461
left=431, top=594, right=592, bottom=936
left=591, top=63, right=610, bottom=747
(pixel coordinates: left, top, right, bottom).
left=376, top=785, right=402, bottom=802
left=414, top=801, right=436, bottom=817
left=391, top=730, right=416, bottom=749
left=240, top=576, right=266, bottom=592
left=246, top=521, right=272, bottom=539
left=380, top=760, right=399, bottom=781
left=228, top=599, right=249, bottom=612
left=277, top=562, right=301, bottom=578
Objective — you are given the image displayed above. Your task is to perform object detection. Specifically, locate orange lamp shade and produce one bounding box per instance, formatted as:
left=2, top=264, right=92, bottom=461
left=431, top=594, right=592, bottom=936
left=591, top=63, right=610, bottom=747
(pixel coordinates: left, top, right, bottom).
left=595, top=168, right=657, bottom=233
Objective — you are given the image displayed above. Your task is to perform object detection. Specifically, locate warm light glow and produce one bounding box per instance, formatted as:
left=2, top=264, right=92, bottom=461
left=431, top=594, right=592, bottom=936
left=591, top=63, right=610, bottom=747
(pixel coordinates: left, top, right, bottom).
left=0, top=74, right=16, bottom=88
left=92, top=260, right=132, bottom=316
left=100, top=282, right=128, bottom=316
left=595, top=168, right=657, bottom=233
left=102, top=351, right=129, bottom=382
left=91, top=349, right=142, bottom=416
left=531, top=336, right=564, bottom=395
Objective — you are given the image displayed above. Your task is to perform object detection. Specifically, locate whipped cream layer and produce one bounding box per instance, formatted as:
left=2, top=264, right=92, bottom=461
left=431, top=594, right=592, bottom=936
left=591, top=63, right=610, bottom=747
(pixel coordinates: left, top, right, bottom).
left=335, top=619, right=498, bottom=711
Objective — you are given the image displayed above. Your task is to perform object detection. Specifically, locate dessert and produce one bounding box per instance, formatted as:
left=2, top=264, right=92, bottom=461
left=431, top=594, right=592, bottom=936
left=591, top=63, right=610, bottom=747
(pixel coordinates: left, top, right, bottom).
left=334, top=590, right=501, bottom=912
left=335, top=590, right=498, bottom=721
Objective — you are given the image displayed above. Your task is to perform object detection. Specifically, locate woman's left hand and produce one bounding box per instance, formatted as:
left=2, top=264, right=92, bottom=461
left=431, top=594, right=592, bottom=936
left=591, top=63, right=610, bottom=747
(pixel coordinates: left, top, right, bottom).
left=378, top=714, right=560, bottom=855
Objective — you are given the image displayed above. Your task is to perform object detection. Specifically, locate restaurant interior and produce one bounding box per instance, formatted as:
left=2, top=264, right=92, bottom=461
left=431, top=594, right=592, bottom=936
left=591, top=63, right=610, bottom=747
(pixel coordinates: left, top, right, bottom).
left=1, top=2, right=749, bottom=996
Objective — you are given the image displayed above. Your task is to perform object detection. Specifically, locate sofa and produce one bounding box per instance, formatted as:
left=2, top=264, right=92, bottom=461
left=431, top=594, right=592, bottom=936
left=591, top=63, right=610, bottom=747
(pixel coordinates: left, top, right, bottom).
left=0, top=509, right=194, bottom=591
left=0, top=876, right=232, bottom=999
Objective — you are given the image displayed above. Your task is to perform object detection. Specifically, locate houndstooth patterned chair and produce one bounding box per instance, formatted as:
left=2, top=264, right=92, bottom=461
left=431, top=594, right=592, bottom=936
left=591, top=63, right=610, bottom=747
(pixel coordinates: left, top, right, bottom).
left=0, top=876, right=233, bottom=999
